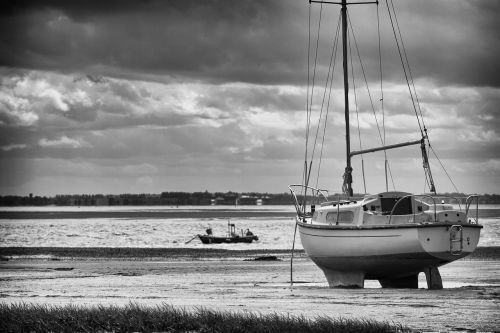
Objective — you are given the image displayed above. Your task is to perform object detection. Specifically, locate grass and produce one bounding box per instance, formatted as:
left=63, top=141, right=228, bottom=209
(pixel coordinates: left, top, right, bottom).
left=0, top=302, right=409, bottom=333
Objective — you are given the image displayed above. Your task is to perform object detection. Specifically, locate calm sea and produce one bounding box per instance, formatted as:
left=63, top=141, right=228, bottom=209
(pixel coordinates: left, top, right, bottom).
left=1, top=205, right=499, bottom=250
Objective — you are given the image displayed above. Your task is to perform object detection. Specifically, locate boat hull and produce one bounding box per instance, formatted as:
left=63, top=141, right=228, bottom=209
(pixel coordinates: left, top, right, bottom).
left=198, top=235, right=258, bottom=244
left=298, top=221, right=482, bottom=287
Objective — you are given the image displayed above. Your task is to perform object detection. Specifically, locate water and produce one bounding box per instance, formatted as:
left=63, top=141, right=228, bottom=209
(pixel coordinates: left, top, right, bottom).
left=1, top=205, right=499, bottom=249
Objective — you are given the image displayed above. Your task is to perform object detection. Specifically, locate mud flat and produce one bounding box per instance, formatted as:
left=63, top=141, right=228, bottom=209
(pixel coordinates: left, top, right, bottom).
left=1, top=246, right=498, bottom=260
left=0, top=247, right=499, bottom=331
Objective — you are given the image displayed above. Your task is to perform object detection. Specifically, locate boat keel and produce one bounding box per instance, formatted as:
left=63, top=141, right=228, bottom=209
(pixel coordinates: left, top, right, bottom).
left=321, top=266, right=443, bottom=289
left=322, top=269, right=365, bottom=288
left=424, top=266, right=443, bottom=290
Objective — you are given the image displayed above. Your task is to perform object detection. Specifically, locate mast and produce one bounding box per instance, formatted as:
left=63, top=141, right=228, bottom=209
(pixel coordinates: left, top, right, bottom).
left=341, top=0, right=353, bottom=197
left=309, top=0, right=377, bottom=198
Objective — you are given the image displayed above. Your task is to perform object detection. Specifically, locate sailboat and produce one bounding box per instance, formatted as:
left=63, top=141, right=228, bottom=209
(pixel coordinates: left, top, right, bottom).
left=289, top=0, right=482, bottom=289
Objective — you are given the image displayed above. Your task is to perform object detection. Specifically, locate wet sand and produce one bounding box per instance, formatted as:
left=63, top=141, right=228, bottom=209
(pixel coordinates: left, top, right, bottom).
left=1, top=248, right=499, bottom=331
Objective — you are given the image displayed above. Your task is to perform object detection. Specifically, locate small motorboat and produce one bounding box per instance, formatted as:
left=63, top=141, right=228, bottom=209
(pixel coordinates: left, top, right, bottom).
left=198, top=221, right=259, bottom=244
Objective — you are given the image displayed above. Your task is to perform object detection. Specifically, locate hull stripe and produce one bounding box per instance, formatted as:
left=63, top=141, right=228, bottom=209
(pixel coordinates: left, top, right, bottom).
left=300, top=231, right=401, bottom=238
left=297, top=222, right=482, bottom=231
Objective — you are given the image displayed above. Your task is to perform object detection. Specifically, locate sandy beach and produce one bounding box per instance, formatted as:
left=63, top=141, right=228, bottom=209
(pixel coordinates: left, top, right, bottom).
left=1, top=247, right=499, bottom=331
left=1, top=207, right=499, bottom=330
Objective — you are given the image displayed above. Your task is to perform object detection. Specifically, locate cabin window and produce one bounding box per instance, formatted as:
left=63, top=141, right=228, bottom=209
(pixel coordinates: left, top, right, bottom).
left=326, top=211, right=354, bottom=224
left=380, top=197, right=412, bottom=215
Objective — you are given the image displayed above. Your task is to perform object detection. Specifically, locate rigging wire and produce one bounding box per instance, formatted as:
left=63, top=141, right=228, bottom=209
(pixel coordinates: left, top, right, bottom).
left=388, top=0, right=427, bottom=132
left=303, top=3, right=323, bottom=196
left=312, top=15, right=341, bottom=163
left=302, top=3, right=312, bottom=203
left=387, top=0, right=441, bottom=194
left=315, top=14, right=342, bottom=189
left=348, top=11, right=398, bottom=192
left=384, top=0, right=423, bottom=137
left=377, top=3, right=386, bottom=147
left=377, top=2, right=392, bottom=191
left=387, top=0, right=446, bottom=193
left=347, top=23, right=366, bottom=194
left=429, top=146, right=460, bottom=194
left=347, top=14, right=385, bottom=148
left=302, top=1, right=458, bottom=200
left=386, top=161, right=396, bottom=190
left=294, top=3, right=314, bottom=286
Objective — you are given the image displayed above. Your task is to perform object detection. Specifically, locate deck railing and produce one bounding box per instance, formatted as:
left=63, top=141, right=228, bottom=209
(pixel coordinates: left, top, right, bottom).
left=388, top=194, right=437, bottom=225
left=288, top=184, right=329, bottom=219
left=388, top=194, right=480, bottom=225
left=465, top=195, right=480, bottom=224
left=424, top=195, right=462, bottom=210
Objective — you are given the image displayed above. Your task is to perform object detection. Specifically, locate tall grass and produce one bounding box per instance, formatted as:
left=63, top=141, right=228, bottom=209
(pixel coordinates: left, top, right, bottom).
left=0, top=302, right=408, bottom=332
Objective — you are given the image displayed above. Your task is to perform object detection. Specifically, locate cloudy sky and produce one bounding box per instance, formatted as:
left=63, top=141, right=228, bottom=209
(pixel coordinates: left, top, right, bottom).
left=0, top=0, right=499, bottom=196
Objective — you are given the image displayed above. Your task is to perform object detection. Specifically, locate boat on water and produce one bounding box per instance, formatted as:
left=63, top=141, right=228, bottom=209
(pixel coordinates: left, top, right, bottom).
left=289, top=0, right=482, bottom=289
left=197, top=222, right=259, bottom=244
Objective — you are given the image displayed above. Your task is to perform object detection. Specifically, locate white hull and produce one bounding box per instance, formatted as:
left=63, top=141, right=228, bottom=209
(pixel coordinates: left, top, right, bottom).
left=298, top=220, right=482, bottom=288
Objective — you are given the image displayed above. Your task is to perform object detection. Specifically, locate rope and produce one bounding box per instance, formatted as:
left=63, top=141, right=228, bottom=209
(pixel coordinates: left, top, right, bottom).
left=290, top=221, right=298, bottom=287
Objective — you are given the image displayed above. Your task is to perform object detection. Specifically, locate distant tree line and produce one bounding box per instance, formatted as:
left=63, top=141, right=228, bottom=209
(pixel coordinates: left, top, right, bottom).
left=0, top=191, right=294, bottom=206
left=0, top=192, right=498, bottom=207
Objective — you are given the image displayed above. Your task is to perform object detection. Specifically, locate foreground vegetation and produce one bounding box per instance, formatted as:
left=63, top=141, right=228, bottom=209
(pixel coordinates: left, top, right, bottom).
left=0, top=303, right=408, bottom=333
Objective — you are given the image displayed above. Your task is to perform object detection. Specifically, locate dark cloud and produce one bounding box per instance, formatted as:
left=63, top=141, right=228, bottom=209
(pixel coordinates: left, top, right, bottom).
left=1, top=0, right=499, bottom=87
left=0, top=1, right=499, bottom=195
left=0, top=0, right=307, bottom=84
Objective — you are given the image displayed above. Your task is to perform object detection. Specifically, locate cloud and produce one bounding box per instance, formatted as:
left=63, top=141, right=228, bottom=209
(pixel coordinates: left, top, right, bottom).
left=122, top=163, right=158, bottom=175
left=1, top=143, right=28, bottom=152
left=3, top=0, right=498, bottom=88
left=0, top=89, right=39, bottom=126
left=39, top=135, right=89, bottom=148
left=0, top=1, right=499, bottom=195
left=0, top=1, right=307, bottom=85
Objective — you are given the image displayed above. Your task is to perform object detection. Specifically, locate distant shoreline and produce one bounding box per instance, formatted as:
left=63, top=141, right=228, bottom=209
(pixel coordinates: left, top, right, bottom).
left=1, top=246, right=499, bottom=260
left=0, top=209, right=296, bottom=219
left=0, top=208, right=498, bottom=219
